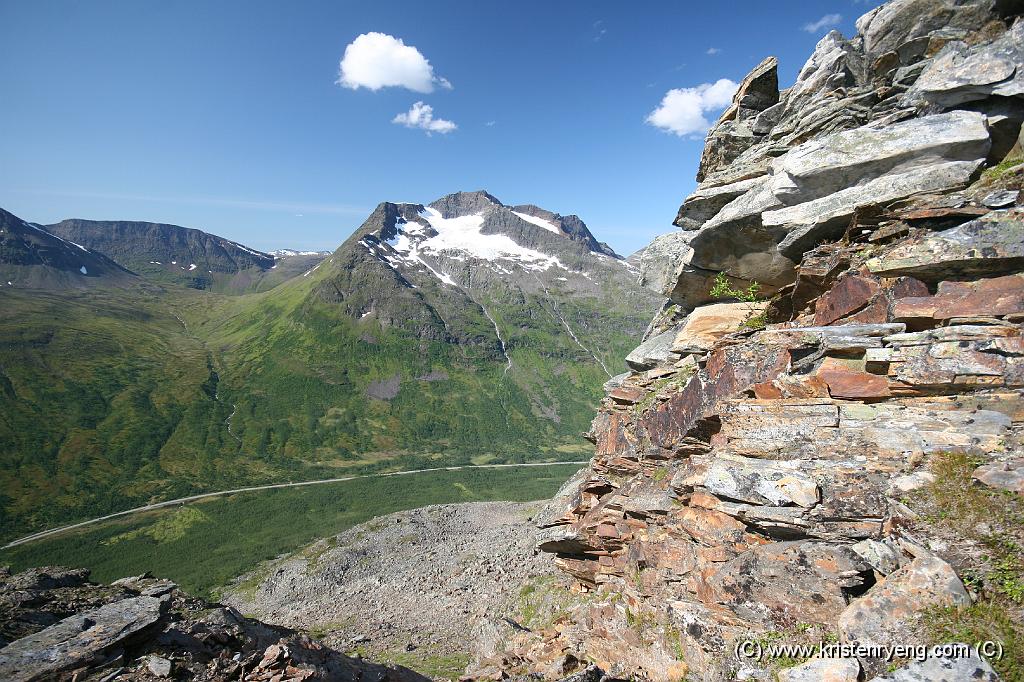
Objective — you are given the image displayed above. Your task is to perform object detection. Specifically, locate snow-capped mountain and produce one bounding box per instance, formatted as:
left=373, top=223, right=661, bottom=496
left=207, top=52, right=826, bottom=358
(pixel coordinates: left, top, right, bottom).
left=307, top=190, right=659, bottom=375
left=337, top=190, right=634, bottom=306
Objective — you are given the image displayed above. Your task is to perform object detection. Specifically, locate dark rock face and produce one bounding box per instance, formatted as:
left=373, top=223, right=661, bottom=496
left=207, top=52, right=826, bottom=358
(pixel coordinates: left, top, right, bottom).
left=0, top=208, right=133, bottom=288
left=0, top=567, right=425, bottom=682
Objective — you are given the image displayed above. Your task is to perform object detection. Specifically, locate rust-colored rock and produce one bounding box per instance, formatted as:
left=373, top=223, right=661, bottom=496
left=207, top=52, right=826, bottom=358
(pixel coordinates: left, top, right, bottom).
left=893, top=273, right=1024, bottom=325
left=817, top=368, right=892, bottom=399
left=814, top=274, right=882, bottom=325
left=608, top=386, right=646, bottom=404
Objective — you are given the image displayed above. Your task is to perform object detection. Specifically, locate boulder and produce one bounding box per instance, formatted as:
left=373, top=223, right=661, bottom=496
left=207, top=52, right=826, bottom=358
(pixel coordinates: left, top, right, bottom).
left=779, top=657, right=860, bottom=682
left=838, top=557, right=970, bottom=650
left=671, top=302, right=768, bottom=354
left=866, top=209, right=1024, bottom=281
left=0, top=596, right=165, bottom=682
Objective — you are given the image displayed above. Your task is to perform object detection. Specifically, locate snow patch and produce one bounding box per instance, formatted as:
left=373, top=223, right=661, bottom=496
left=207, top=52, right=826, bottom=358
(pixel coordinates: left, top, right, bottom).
left=399, top=208, right=566, bottom=273
left=226, top=240, right=269, bottom=258
left=79, top=266, right=88, bottom=275
left=271, top=249, right=328, bottom=257
left=512, top=211, right=561, bottom=234
left=188, top=263, right=197, bottom=271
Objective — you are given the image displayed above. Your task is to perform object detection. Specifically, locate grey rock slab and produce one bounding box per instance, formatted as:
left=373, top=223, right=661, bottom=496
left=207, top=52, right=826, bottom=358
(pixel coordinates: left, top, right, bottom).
left=602, top=372, right=631, bottom=393
left=856, top=0, right=996, bottom=58
left=866, top=209, right=1024, bottom=280
left=866, top=647, right=999, bottom=681
left=625, top=328, right=679, bottom=371
left=698, top=455, right=820, bottom=507
left=632, top=230, right=694, bottom=296
left=768, top=159, right=983, bottom=260
left=768, top=110, right=990, bottom=206
left=146, top=655, right=172, bottom=677
left=883, top=325, right=1020, bottom=346
left=674, top=177, right=762, bottom=230
left=0, top=595, right=165, bottom=682
left=983, top=189, right=1019, bottom=208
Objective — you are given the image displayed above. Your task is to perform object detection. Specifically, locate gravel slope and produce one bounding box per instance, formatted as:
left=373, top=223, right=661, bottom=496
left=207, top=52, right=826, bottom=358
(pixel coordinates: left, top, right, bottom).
left=223, top=501, right=559, bottom=667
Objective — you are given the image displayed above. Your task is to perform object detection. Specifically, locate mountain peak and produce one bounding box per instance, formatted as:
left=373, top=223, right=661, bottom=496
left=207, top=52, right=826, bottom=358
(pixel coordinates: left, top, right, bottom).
left=427, top=190, right=503, bottom=219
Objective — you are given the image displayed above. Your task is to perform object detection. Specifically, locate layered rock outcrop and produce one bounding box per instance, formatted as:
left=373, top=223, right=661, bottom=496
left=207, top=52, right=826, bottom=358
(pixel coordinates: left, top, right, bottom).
left=476, top=1, right=1024, bottom=680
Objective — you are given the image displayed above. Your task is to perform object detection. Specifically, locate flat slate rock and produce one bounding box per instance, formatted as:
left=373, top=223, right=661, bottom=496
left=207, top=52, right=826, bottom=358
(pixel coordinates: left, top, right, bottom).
left=0, top=595, right=165, bottom=682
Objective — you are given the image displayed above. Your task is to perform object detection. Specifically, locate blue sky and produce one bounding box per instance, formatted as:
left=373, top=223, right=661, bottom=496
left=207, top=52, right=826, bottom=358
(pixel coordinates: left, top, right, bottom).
left=0, top=1, right=877, bottom=255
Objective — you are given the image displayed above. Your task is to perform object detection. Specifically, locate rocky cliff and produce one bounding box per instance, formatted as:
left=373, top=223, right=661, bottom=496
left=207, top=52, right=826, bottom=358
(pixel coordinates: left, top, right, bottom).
left=474, top=1, right=1024, bottom=680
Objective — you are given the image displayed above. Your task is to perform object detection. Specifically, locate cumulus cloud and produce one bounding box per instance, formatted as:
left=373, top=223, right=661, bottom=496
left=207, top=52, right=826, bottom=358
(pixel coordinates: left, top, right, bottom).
left=338, top=32, right=451, bottom=93
left=392, top=101, right=457, bottom=135
left=802, top=13, right=843, bottom=33
left=706, top=47, right=721, bottom=55
left=646, top=79, right=738, bottom=137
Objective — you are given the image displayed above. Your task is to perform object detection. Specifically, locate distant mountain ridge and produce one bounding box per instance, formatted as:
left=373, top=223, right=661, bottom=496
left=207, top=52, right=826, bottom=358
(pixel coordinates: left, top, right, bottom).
left=46, top=218, right=275, bottom=290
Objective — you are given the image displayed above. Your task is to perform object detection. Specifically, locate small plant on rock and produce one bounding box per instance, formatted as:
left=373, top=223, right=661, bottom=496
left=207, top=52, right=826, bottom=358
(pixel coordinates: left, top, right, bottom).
left=708, top=272, right=768, bottom=329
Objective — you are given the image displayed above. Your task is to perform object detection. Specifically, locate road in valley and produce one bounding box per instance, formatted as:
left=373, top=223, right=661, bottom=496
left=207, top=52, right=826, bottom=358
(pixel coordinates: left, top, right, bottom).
left=2, top=461, right=589, bottom=549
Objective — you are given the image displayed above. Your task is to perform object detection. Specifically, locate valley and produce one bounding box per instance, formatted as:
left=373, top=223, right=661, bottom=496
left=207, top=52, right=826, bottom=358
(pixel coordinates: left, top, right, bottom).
left=0, top=463, right=584, bottom=599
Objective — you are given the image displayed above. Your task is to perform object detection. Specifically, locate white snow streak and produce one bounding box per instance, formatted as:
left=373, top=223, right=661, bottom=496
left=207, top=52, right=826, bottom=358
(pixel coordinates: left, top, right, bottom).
left=511, top=211, right=561, bottom=234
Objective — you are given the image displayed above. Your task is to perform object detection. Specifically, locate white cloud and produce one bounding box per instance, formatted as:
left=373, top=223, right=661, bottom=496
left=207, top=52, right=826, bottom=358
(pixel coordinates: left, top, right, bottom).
left=646, top=79, right=738, bottom=137
left=392, top=101, right=457, bottom=135
left=706, top=47, right=721, bottom=55
left=802, top=13, right=843, bottom=33
left=338, top=32, right=450, bottom=93
left=485, top=120, right=496, bottom=127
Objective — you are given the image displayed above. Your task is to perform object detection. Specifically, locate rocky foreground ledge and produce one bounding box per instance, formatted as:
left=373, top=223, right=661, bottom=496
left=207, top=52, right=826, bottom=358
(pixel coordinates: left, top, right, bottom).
left=0, top=566, right=426, bottom=681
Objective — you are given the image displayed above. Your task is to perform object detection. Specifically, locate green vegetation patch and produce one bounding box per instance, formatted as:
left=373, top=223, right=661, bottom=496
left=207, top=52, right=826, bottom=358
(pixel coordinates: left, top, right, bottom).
left=0, top=465, right=582, bottom=599
left=909, top=451, right=1024, bottom=681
